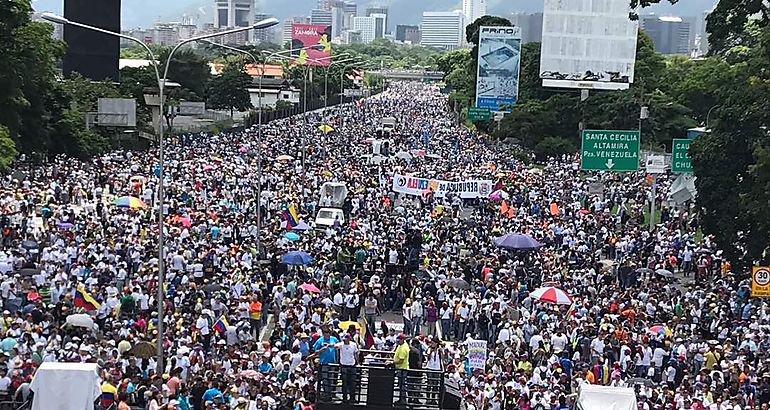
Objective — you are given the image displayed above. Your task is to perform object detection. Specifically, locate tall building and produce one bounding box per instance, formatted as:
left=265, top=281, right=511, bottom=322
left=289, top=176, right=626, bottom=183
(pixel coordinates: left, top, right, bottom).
left=282, top=16, right=309, bottom=46
left=310, top=8, right=333, bottom=27
left=366, top=6, right=388, bottom=34
left=343, top=1, right=357, bottom=29
left=395, top=24, right=419, bottom=42
left=640, top=15, right=692, bottom=55
left=317, top=0, right=333, bottom=10
left=214, top=0, right=253, bottom=29
left=421, top=11, right=464, bottom=50
left=509, top=13, right=543, bottom=43
left=353, top=16, right=376, bottom=44
left=462, top=0, right=486, bottom=28
left=329, top=1, right=346, bottom=39
left=343, top=29, right=362, bottom=44
left=371, top=13, right=387, bottom=39
left=253, top=13, right=277, bottom=44
left=698, top=10, right=712, bottom=55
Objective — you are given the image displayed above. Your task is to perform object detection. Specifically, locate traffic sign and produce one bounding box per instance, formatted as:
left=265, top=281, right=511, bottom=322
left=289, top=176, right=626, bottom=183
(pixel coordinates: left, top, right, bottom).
left=751, top=266, right=770, bottom=297
left=467, top=107, right=491, bottom=121
left=671, top=138, right=693, bottom=173
left=580, top=130, right=640, bottom=171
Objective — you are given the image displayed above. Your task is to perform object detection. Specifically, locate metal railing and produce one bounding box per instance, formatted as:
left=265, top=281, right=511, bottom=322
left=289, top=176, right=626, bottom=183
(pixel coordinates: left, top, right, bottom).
left=315, top=361, right=444, bottom=410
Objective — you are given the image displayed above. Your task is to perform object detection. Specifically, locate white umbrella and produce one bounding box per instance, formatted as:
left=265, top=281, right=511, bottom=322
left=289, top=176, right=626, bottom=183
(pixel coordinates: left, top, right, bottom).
left=394, top=151, right=412, bottom=160
left=529, top=286, right=573, bottom=305
left=66, top=313, right=95, bottom=329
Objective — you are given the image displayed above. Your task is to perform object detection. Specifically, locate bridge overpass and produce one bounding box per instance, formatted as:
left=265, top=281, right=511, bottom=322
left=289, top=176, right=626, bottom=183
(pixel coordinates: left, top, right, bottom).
left=370, top=69, right=445, bottom=82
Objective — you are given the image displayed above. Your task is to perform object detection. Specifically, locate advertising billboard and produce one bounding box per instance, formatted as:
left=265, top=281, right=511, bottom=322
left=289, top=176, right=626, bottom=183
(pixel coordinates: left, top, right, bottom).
left=291, top=24, right=332, bottom=66
left=540, top=0, right=639, bottom=90
left=475, top=26, right=522, bottom=112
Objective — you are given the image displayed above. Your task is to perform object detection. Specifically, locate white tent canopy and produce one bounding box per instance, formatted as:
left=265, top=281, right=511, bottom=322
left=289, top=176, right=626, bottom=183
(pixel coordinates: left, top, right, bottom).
left=577, top=384, right=637, bottom=410
left=30, top=362, right=101, bottom=410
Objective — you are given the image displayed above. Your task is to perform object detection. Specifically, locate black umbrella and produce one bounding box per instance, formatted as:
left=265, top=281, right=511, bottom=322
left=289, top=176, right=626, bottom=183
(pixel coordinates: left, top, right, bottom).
left=447, top=278, right=471, bottom=290
left=18, top=268, right=40, bottom=277
left=202, top=284, right=223, bottom=292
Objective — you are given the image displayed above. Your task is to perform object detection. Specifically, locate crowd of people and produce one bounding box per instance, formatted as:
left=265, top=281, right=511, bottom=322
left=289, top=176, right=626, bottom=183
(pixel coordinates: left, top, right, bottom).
left=0, top=81, right=768, bottom=410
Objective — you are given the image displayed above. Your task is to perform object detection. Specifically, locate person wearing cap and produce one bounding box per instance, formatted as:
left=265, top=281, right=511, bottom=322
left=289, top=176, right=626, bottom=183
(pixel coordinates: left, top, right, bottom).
left=336, top=333, right=359, bottom=403
left=311, top=326, right=339, bottom=401
left=393, top=333, right=410, bottom=404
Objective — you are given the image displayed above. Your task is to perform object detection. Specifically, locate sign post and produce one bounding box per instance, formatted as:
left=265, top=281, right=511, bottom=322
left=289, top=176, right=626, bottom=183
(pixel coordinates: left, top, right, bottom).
left=671, top=139, right=693, bottom=173
left=467, top=107, right=491, bottom=121
left=751, top=267, right=770, bottom=297
left=580, top=130, right=640, bottom=171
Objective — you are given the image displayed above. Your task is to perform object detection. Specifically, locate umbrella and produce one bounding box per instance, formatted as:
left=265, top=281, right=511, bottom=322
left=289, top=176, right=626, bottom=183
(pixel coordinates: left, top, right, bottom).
left=240, top=370, right=261, bottom=379
left=65, top=313, right=95, bottom=329
left=636, top=268, right=654, bottom=275
left=338, top=321, right=361, bottom=330
left=648, top=325, right=673, bottom=337
left=281, top=251, right=312, bottom=266
left=626, top=377, right=654, bottom=387
left=447, top=278, right=471, bottom=290
left=202, top=165, right=214, bottom=171
left=530, top=286, right=573, bottom=305
left=491, top=189, right=509, bottom=200
left=394, top=151, right=412, bottom=160
left=293, top=221, right=312, bottom=231
left=276, top=155, right=295, bottom=161
left=598, top=259, right=615, bottom=268
left=299, top=283, right=321, bottom=293
left=202, top=284, right=223, bottom=292
left=494, top=233, right=542, bottom=250
left=655, top=269, right=674, bottom=278
left=173, top=215, right=192, bottom=228
left=318, top=124, right=335, bottom=133
left=18, top=268, right=41, bottom=277
left=56, top=222, right=74, bottom=229
left=20, top=240, right=38, bottom=250
left=284, top=232, right=300, bottom=241
left=112, top=196, right=146, bottom=209
left=130, top=341, right=157, bottom=359
left=411, top=149, right=428, bottom=157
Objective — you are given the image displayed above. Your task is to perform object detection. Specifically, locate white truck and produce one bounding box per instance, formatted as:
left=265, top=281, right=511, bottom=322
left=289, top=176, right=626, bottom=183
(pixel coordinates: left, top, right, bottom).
left=315, top=182, right=348, bottom=228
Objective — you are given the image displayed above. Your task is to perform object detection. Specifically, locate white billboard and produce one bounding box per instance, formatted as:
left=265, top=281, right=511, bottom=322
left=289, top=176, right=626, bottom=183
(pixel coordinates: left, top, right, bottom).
left=475, top=26, right=522, bottom=112
left=540, top=0, right=639, bottom=90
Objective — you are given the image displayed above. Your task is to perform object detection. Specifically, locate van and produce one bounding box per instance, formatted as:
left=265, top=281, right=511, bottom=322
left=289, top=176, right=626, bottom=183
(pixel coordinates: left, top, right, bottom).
left=315, top=207, right=345, bottom=228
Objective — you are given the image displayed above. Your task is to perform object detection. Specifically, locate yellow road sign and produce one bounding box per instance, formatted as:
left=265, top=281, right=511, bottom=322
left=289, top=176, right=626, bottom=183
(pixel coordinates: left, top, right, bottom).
left=751, top=266, right=770, bottom=297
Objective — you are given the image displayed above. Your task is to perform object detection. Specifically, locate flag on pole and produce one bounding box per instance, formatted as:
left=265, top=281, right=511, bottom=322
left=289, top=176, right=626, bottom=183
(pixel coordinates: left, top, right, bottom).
left=283, top=205, right=300, bottom=230
left=359, top=317, right=374, bottom=349
left=74, top=285, right=100, bottom=311
left=213, top=315, right=229, bottom=333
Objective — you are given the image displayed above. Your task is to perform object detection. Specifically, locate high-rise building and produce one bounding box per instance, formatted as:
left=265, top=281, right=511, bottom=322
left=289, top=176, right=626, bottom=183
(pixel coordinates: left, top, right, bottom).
left=509, top=13, right=543, bottom=43
left=311, top=8, right=333, bottom=27
left=253, top=13, right=277, bottom=44
left=371, top=13, right=387, bottom=39
left=282, top=16, right=309, bottom=46
left=395, top=24, right=419, bottom=42
left=214, top=0, right=253, bottom=29
left=317, top=0, right=333, bottom=10
left=421, top=11, right=464, bottom=50
left=343, top=1, right=357, bottom=28
left=329, top=1, right=346, bottom=39
left=343, top=29, right=362, bottom=44
left=640, top=15, right=692, bottom=55
left=462, top=0, right=486, bottom=28
left=699, top=10, right=711, bottom=55
left=366, top=6, right=388, bottom=34
left=353, top=16, right=376, bottom=44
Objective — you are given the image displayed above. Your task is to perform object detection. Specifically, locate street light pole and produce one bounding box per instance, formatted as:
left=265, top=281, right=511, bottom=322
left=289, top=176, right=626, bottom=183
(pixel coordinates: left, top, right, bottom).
left=43, top=12, right=278, bottom=372
left=706, top=105, right=720, bottom=130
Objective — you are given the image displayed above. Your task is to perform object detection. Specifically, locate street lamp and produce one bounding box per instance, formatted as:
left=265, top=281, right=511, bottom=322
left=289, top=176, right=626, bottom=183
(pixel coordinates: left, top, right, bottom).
left=321, top=54, right=355, bottom=108
left=201, top=43, right=319, bottom=259
left=42, top=12, right=278, bottom=372
left=706, top=105, right=720, bottom=130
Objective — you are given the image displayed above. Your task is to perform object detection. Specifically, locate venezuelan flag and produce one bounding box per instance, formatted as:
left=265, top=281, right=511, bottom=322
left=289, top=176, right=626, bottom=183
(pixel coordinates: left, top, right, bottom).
left=283, top=205, right=299, bottom=230
left=213, top=315, right=229, bottom=333
left=359, top=317, right=374, bottom=349
left=74, top=286, right=100, bottom=311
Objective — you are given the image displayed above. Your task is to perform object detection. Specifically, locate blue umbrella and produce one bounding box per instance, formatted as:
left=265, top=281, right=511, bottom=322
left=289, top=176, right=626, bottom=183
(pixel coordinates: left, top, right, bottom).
left=282, top=251, right=313, bottom=266
left=293, top=221, right=312, bottom=231
left=56, top=222, right=74, bottom=229
left=284, top=232, right=300, bottom=241
left=494, top=233, right=542, bottom=250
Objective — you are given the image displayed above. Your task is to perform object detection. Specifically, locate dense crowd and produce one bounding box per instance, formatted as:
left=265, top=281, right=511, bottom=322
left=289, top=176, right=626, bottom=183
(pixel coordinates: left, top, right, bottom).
left=0, top=81, right=768, bottom=410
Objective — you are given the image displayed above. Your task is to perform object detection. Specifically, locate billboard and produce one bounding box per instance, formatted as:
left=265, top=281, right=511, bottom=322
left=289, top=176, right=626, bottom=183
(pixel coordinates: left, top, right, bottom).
left=475, top=26, right=522, bottom=112
left=540, top=0, right=639, bottom=90
left=291, top=24, right=332, bottom=66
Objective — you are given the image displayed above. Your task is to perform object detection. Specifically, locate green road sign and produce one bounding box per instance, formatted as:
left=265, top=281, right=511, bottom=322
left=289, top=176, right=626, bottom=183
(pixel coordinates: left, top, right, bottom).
left=467, top=107, right=491, bottom=121
left=671, top=138, right=693, bottom=173
left=580, top=130, right=640, bottom=171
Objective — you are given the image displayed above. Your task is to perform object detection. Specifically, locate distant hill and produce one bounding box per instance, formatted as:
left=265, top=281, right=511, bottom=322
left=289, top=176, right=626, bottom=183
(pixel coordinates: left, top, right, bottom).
left=34, top=0, right=717, bottom=31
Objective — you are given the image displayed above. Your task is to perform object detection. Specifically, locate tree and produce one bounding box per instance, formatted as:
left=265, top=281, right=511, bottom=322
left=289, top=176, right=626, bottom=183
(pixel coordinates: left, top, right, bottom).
left=0, top=126, right=17, bottom=171
left=158, top=48, right=211, bottom=99
left=207, top=61, right=253, bottom=120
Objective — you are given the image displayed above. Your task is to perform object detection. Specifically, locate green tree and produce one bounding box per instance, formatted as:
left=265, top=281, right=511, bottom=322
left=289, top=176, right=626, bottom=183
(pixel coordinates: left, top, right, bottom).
left=158, top=48, right=211, bottom=99
left=207, top=61, right=253, bottom=120
left=0, top=126, right=17, bottom=171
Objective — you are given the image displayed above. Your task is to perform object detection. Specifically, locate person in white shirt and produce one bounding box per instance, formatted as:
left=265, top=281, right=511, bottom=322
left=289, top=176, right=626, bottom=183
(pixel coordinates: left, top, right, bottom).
left=336, top=334, right=359, bottom=403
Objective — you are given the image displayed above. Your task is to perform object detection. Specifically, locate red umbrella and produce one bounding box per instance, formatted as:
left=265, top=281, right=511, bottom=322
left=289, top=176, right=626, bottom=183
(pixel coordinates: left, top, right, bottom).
left=299, top=283, right=321, bottom=293
left=530, top=286, right=573, bottom=305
